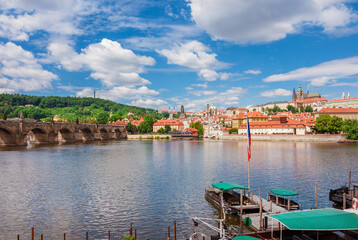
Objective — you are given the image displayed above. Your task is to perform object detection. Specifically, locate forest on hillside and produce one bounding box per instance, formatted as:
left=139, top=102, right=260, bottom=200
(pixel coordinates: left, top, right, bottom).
left=0, top=94, right=169, bottom=123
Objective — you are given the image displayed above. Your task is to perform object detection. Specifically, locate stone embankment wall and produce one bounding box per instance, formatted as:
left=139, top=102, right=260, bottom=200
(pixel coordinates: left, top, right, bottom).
left=127, top=134, right=171, bottom=140
left=216, top=134, right=346, bottom=142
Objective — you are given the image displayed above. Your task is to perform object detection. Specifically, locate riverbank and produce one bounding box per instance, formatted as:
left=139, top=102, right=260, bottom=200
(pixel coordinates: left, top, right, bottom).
left=127, top=134, right=171, bottom=140
left=216, top=134, right=346, bottom=142
left=127, top=134, right=347, bottom=142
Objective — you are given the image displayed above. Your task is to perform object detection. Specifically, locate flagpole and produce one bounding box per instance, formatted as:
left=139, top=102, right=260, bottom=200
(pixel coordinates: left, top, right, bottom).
left=248, top=158, right=251, bottom=194
left=246, top=115, right=251, bottom=195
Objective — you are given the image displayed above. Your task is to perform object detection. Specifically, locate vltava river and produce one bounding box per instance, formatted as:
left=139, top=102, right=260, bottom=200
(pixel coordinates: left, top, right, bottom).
left=0, top=140, right=357, bottom=239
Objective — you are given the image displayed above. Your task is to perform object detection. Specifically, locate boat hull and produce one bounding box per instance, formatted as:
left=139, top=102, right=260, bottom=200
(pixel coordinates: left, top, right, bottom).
left=205, top=187, right=260, bottom=214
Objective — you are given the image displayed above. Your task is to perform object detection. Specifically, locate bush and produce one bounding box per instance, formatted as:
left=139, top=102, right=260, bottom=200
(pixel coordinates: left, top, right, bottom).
left=229, top=128, right=238, bottom=134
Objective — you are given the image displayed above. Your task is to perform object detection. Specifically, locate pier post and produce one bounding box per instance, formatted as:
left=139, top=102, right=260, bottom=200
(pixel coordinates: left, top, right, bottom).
left=267, top=191, right=269, bottom=201
left=240, top=190, right=243, bottom=233
left=135, top=229, right=137, bottom=240
left=259, top=188, right=262, bottom=230
left=109, top=230, right=111, bottom=240
left=86, top=232, right=88, bottom=240
left=276, top=195, right=278, bottom=205
left=174, top=221, right=177, bottom=240
left=130, top=223, right=133, bottom=236
left=64, top=233, right=66, bottom=240
left=32, top=227, right=34, bottom=240
left=315, top=185, right=318, bottom=209
left=17, top=235, right=20, bottom=240
left=270, top=200, right=272, bottom=212
left=288, top=199, right=291, bottom=211
left=251, top=192, right=253, bottom=202
left=41, top=234, right=43, bottom=240
left=343, top=193, right=346, bottom=210
left=349, top=171, right=351, bottom=193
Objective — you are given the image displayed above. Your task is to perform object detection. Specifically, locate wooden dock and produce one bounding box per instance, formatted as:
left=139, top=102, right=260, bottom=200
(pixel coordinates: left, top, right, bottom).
left=241, top=195, right=288, bottom=231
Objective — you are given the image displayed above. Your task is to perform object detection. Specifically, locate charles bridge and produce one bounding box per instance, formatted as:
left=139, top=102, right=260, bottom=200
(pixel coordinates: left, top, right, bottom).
left=0, top=118, right=127, bottom=147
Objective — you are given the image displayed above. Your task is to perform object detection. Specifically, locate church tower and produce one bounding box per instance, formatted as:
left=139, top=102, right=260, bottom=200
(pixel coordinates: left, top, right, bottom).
left=297, top=84, right=303, bottom=100
left=292, top=87, right=297, bottom=101
left=342, top=92, right=346, bottom=99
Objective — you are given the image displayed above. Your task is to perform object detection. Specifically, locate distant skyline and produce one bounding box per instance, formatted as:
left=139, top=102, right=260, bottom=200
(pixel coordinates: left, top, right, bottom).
left=1, top=0, right=358, bottom=111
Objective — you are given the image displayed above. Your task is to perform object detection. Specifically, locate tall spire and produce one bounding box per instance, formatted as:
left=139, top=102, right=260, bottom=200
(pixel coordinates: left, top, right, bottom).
left=347, top=92, right=351, bottom=99
left=342, top=92, right=346, bottom=99
left=292, top=87, right=297, bottom=102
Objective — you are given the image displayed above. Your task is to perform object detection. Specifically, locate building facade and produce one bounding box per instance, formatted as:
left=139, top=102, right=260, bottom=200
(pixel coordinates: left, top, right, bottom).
left=315, top=108, right=358, bottom=121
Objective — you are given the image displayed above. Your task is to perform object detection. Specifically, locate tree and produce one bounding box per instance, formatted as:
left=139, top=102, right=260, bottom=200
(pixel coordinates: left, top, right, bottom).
left=0, top=113, right=3, bottom=119
left=326, top=115, right=342, bottom=134
left=108, top=114, right=121, bottom=122
left=157, top=127, right=165, bottom=134
left=272, top=105, right=283, bottom=113
left=189, top=122, right=204, bottom=135
left=341, top=119, right=358, bottom=140
left=126, top=123, right=137, bottom=134
left=300, top=106, right=305, bottom=113
left=164, top=125, right=171, bottom=133
left=304, top=105, right=313, bottom=112
left=96, top=112, right=109, bottom=124
left=313, top=114, right=342, bottom=134
left=287, top=105, right=298, bottom=113
left=313, top=114, right=331, bottom=133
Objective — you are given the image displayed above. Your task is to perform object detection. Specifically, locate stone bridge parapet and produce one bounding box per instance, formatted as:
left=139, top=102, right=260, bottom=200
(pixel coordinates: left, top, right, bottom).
left=0, top=119, right=127, bottom=147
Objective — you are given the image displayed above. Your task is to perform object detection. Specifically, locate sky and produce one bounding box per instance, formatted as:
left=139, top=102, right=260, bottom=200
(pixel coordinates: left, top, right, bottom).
left=1, top=0, right=358, bottom=112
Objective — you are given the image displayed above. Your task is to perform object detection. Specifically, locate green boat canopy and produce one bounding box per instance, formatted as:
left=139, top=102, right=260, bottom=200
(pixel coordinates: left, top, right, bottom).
left=212, top=182, right=249, bottom=191
left=267, top=208, right=358, bottom=231
left=270, top=188, right=298, bottom=196
left=232, top=236, right=261, bottom=240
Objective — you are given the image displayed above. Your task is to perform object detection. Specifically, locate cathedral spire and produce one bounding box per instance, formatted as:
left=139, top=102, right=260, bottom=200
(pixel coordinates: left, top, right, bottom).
left=342, top=92, right=346, bottom=99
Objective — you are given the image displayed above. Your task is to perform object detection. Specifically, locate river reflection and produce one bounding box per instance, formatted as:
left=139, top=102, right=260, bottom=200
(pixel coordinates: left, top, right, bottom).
left=0, top=140, right=357, bottom=239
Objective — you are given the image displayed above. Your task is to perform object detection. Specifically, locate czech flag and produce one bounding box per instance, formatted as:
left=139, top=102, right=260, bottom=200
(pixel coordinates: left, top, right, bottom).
left=247, top=115, right=251, bottom=162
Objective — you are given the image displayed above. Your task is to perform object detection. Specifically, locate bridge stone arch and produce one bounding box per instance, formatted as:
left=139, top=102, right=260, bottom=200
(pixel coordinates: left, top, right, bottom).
left=27, top=127, right=49, bottom=145
left=58, top=127, right=75, bottom=143
left=99, top=128, right=110, bottom=140
left=0, top=126, right=17, bottom=146
left=79, top=127, right=94, bottom=141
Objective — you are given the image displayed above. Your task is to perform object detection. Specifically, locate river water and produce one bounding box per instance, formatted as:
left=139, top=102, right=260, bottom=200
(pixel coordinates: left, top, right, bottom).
left=0, top=140, right=357, bottom=239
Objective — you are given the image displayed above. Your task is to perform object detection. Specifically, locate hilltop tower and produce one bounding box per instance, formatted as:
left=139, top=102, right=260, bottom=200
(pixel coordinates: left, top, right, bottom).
left=292, top=87, right=297, bottom=101
left=297, top=84, right=303, bottom=101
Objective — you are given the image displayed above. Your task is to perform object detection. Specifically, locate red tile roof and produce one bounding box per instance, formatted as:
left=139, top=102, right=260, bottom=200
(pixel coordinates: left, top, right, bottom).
left=327, top=97, right=358, bottom=103
left=239, top=119, right=306, bottom=129
left=153, top=119, right=184, bottom=126
left=317, top=108, right=358, bottom=114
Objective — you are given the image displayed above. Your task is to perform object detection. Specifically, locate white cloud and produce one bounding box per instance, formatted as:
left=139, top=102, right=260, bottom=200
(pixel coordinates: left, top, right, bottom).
left=263, top=56, right=358, bottom=86
left=260, top=88, right=292, bottom=98
left=130, top=99, right=169, bottom=110
left=244, top=69, right=261, bottom=75
left=191, top=83, right=208, bottom=88
left=173, top=86, right=246, bottom=111
left=0, top=88, right=16, bottom=94
left=157, top=40, right=222, bottom=70
left=76, top=86, right=159, bottom=101
left=198, top=69, right=219, bottom=81
left=48, top=38, right=155, bottom=87
left=0, top=42, right=57, bottom=92
left=0, top=0, right=98, bottom=41
left=187, top=0, right=358, bottom=44
left=157, top=40, right=231, bottom=82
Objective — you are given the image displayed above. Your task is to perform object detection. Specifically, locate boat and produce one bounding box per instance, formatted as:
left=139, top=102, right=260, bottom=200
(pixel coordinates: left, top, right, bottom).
left=205, top=182, right=260, bottom=214
left=268, top=188, right=300, bottom=210
left=329, top=183, right=358, bottom=208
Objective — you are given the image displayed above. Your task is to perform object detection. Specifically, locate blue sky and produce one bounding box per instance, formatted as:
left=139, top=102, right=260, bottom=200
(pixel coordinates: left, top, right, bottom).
left=1, top=0, right=358, bottom=111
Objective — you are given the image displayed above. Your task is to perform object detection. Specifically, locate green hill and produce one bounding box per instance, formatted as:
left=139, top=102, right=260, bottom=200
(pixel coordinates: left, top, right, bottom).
left=0, top=94, right=166, bottom=123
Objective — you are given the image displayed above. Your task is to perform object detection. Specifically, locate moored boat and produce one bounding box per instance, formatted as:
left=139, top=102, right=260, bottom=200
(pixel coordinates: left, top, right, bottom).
left=268, top=188, right=300, bottom=210
left=205, top=182, right=260, bottom=214
left=329, top=183, right=358, bottom=208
